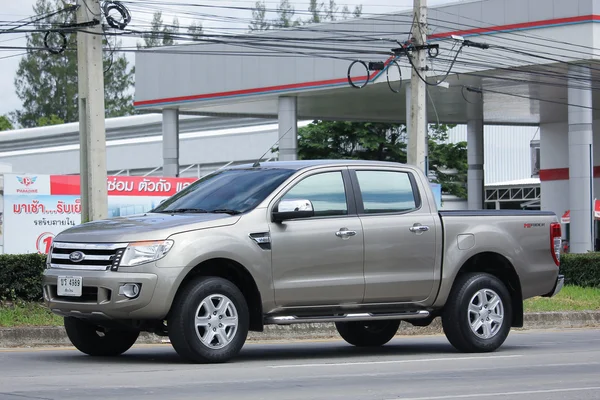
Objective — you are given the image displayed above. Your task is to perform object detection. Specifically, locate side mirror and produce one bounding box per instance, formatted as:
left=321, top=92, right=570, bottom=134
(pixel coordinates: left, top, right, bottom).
left=272, top=199, right=315, bottom=222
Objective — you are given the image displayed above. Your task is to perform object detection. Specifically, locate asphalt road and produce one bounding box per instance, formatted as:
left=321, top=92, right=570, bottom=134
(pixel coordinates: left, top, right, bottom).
left=0, top=328, right=599, bottom=400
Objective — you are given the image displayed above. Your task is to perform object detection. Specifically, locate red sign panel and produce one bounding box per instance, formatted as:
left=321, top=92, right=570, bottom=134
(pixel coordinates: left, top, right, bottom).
left=50, top=175, right=197, bottom=197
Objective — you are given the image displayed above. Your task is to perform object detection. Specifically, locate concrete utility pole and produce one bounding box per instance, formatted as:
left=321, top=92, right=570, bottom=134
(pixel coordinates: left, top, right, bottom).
left=407, top=0, right=428, bottom=173
left=77, top=0, right=108, bottom=222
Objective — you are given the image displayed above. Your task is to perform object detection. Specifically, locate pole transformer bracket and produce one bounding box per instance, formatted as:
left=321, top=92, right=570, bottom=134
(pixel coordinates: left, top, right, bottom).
left=391, top=43, right=439, bottom=58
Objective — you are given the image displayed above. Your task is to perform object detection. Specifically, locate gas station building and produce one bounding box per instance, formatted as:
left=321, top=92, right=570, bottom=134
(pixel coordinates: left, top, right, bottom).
left=131, top=0, right=600, bottom=253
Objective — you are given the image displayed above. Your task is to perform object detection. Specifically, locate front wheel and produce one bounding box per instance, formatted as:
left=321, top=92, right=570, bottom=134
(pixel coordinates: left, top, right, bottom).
left=335, top=320, right=400, bottom=347
left=168, top=276, right=249, bottom=363
left=64, top=317, right=140, bottom=357
left=442, top=273, right=512, bottom=353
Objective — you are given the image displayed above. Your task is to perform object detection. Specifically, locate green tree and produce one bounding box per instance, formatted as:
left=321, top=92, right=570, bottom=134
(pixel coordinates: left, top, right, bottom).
left=249, top=1, right=270, bottom=31
left=13, top=0, right=134, bottom=128
left=324, top=0, right=340, bottom=21
left=249, top=0, right=362, bottom=31
left=274, top=0, right=300, bottom=28
left=307, top=0, right=324, bottom=23
left=36, top=114, right=64, bottom=127
left=187, top=21, right=204, bottom=39
left=297, top=121, right=406, bottom=161
left=138, top=11, right=180, bottom=48
left=295, top=120, right=467, bottom=198
left=306, top=0, right=361, bottom=24
left=427, top=124, right=467, bottom=198
left=0, top=115, right=13, bottom=131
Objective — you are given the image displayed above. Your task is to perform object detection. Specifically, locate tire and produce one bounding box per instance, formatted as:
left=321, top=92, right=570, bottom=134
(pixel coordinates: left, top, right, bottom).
left=168, top=276, right=249, bottom=363
left=442, top=272, right=512, bottom=353
left=335, top=320, right=400, bottom=347
left=64, top=317, right=139, bottom=357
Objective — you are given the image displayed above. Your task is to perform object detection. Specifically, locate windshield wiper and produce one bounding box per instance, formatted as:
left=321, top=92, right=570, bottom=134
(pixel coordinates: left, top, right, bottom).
left=209, top=209, right=242, bottom=215
left=158, top=208, right=209, bottom=214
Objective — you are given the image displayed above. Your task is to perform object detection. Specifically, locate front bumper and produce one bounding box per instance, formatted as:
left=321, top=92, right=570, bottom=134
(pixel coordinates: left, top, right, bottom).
left=42, top=264, right=183, bottom=321
left=542, top=274, right=565, bottom=298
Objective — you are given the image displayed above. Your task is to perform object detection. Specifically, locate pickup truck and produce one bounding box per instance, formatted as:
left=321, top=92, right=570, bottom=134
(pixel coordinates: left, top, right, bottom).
left=42, top=160, right=564, bottom=363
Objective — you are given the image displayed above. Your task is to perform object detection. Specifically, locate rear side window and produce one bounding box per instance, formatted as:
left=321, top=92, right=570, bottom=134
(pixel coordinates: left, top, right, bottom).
left=355, top=170, right=418, bottom=214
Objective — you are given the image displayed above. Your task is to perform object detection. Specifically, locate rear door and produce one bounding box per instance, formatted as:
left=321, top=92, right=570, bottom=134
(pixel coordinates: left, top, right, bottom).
left=349, top=166, right=438, bottom=303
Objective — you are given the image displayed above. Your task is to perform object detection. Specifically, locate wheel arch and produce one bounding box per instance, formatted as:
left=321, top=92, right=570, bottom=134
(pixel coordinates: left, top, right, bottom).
left=452, top=252, right=523, bottom=328
left=170, top=258, right=264, bottom=332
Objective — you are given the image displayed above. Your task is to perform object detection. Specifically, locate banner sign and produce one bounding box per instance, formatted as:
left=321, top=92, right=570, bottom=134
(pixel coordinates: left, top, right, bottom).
left=2, top=174, right=197, bottom=255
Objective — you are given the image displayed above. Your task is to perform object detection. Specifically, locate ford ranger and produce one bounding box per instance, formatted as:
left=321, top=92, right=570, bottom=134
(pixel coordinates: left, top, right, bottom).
left=42, top=160, right=564, bottom=363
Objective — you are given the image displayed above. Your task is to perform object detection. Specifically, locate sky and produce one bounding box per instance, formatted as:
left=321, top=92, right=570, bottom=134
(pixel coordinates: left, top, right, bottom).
left=0, top=0, right=461, bottom=119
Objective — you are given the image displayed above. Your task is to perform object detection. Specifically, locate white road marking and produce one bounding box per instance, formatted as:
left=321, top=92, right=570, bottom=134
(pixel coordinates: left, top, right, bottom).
left=268, top=354, right=522, bottom=368
left=388, top=386, right=600, bottom=400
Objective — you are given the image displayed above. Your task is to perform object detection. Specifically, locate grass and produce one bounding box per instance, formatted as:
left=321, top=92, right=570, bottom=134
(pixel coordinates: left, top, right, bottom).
left=524, top=285, right=600, bottom=312
left=0, top=285, right=598, bottom=328
left=0, top=301, right=63, bottom=327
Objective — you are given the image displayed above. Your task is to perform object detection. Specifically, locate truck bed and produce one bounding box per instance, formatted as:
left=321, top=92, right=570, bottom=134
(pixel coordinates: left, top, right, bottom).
left=437, top=209, right=560, bottom=301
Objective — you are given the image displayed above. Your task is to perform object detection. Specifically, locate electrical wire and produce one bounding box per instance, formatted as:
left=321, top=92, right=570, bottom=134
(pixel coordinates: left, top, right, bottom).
left=6, top=0, right=600, bottom=117
left=0, top=5, right=78, bottom=34
left=430, top=8, right=600, bottom=58
left=463, top=84, right=600, bottom=112
left=9, top=0, right=586, bottom=70
left=103, top=1, right=132, bottom=30
left=386, top=58, right=403, bottom=93
left=118, top=0, right=411, bottom=19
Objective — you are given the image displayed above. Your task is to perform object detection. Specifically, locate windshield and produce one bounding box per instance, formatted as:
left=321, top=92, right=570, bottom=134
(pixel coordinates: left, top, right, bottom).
left=151, top=168, right=296, bottom=214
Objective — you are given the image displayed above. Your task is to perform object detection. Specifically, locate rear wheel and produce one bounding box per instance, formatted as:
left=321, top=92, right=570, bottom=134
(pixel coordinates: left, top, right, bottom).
left=442, top=273, right=512, bottom=353
left=168, top=276, right=249, bottom=363
left=64, top=317, right=139, bottom=357
left=335, top=320, right=400, bottom=347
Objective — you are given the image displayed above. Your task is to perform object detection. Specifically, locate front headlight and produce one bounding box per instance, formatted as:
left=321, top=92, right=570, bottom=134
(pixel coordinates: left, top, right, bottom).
left=119, top=240, right=174, bottom=267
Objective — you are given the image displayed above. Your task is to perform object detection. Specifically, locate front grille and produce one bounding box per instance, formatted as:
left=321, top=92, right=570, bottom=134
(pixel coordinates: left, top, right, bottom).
left=49, top=242, right=128, bottom=271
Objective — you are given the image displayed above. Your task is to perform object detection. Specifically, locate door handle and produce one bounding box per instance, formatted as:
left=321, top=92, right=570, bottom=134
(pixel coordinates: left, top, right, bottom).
left=336, top=229, right=357, bottom=238
left=409, top=224, right=430, bottom=234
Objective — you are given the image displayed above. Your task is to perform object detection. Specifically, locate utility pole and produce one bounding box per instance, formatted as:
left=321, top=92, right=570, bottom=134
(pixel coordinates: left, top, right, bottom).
left=407, top=0, right=428, bottom=173
left=77, top=0, right=108, bottom=222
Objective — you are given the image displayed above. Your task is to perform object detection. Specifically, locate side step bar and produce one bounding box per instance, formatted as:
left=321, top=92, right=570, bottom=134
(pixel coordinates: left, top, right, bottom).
left=265, top=310, right=430, bottom=325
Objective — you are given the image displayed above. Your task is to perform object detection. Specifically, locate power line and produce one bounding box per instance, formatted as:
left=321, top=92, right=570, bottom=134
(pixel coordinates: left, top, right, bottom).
left=6, top=0, right=600, bottom=117
left=431, top=8, right=600, bottom=58
left=463, top=85, right=600, bottom=112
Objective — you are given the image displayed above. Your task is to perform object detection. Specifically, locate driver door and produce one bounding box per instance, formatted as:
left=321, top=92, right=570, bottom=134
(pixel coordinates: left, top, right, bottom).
left=269, top=168, right=365, bottom=307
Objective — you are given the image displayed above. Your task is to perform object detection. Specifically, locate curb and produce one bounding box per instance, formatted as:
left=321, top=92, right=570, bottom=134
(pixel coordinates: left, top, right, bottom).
left=1, top=311, right=599, bottom=348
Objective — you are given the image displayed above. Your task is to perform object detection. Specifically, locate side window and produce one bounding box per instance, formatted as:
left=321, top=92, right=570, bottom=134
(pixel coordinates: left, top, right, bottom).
left=356, top=170, right=418, bottom=214
left=281, top=171, right=348, bottom=217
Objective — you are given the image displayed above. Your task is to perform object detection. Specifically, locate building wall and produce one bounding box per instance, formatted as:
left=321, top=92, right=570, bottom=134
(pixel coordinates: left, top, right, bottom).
left=540, top=123, right=569, bottom=221
left=0, top=127, right=279, bottom=176
left=134, top=0, right=595, bottom=111
left=540, top=121, right=600, bottom=229
left=447, top=125, right=538, bottom=185
left=1, top=120, right=538, bottom=187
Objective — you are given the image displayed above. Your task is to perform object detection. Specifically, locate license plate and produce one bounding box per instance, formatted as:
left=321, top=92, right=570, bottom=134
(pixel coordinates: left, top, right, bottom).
left=57, top=276, right=82, bottom=297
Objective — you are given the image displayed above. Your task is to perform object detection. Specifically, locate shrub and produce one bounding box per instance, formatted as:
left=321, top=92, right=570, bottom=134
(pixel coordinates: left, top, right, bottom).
left=560, top=253, right=600, bottom=288
left=0, top=254, right=47, bottom=301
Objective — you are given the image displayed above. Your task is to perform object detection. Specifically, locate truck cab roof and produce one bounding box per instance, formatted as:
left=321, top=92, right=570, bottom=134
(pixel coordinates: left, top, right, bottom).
left=230, top=159, right=408, bottom=171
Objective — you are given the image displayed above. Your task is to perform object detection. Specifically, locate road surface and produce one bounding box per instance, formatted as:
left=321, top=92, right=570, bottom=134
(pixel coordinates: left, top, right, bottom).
left=0, top=328, right=599, bottom=400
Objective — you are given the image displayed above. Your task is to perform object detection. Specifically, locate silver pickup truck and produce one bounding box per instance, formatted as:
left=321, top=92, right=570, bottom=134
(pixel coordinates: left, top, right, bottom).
left=42, top=160, right=564, bottom=363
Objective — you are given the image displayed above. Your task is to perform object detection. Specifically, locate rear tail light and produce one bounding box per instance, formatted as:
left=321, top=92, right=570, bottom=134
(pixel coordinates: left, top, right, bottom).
left=550, top=222, right=562, bottom=266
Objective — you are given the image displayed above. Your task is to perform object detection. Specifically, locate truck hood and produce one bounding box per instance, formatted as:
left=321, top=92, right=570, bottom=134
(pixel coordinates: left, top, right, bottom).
left=54, top=213, right=240, bottom=243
